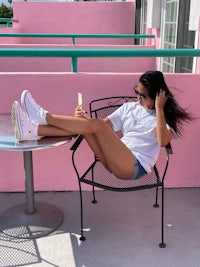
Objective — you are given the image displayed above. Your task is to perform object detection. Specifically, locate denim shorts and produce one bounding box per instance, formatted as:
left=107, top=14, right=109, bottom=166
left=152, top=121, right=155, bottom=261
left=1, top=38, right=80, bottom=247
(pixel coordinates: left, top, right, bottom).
left=130, top=156, right=147, bottom=180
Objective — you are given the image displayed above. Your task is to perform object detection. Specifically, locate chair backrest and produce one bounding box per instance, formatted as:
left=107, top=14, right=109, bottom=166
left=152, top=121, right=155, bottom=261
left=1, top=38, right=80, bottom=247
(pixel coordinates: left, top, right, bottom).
left=90, top=96, right=137, bottom=119
left=89, top=96, right=137, bottom=138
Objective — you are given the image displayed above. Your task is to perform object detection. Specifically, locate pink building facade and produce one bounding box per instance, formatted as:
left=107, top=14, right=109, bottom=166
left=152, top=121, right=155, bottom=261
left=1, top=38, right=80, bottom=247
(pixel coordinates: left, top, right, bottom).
left=0, top=1, right=200, bottom=191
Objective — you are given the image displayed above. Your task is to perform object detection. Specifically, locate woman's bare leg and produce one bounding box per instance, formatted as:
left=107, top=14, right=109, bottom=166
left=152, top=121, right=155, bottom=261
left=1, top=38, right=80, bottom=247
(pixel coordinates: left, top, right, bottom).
left=83, top=133, right=109, bottom=168
left=38, top=113, right=135, bottom=179
left=39, top=123, right=110, bottom=168
left=84, top=121, right=135, bottom=179
left=38, top=124, right=75, bottom=137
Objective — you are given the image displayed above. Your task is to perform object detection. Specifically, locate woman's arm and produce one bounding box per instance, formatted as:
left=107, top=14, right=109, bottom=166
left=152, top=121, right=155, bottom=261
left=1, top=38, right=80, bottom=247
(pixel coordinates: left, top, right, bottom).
left=156, top=89, right=173, bottom=147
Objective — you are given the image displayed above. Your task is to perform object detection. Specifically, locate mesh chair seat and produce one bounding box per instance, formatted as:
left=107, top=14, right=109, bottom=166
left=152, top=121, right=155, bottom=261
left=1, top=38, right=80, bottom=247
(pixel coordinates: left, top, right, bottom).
left=80, top=159, right=162, bottom=191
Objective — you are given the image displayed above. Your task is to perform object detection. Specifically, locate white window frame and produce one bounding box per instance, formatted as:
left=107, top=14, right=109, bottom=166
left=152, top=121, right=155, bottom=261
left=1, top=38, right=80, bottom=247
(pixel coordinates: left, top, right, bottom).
left=160, top=0, right=179, bottom=72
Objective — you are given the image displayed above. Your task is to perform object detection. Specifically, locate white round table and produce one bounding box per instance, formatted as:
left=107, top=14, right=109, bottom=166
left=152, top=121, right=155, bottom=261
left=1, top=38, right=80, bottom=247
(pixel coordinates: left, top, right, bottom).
left=0, top=114, right=73, bottom=239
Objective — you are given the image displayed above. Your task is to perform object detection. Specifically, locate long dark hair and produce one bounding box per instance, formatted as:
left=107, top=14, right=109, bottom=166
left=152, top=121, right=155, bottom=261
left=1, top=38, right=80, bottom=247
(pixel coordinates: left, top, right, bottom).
left=139, top=71, right=192, bottom=136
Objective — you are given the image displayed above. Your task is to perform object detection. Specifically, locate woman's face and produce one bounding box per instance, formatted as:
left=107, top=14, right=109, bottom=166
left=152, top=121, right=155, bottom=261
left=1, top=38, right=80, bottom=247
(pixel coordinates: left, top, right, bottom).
left=134, top=82, right=155, bottom=109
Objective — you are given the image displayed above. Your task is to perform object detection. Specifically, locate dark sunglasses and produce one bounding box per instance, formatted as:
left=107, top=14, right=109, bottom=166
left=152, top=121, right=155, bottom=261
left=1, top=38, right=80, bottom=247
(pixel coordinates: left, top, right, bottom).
left=134, top=87, right=147, bottom=100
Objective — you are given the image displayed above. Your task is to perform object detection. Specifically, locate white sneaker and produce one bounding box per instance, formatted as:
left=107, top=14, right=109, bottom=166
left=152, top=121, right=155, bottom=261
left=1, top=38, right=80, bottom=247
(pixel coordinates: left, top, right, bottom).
left=21, top=90, right=48, bottom=125
left=11, top=101, right=40, bottom=142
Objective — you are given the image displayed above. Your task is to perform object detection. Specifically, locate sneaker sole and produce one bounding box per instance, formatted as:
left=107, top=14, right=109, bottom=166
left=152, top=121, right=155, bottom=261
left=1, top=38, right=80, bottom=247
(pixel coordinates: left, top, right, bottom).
left=21, top=89, right=29, bottom=118
left=11, top=102, right=22, bottom=142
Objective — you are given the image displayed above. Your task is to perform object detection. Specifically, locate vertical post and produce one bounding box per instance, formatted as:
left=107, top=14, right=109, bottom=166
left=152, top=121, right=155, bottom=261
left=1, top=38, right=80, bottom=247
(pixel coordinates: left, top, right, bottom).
left=71, top=57, right=78, bottom=73
left=23, top=151, right=35, bottom=214
left=72, top=36, right=76, bottom=45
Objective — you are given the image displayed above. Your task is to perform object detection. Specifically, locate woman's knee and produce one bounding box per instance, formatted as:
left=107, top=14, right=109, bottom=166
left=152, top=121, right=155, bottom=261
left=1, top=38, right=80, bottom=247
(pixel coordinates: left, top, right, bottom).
left=90, top=118, right=107, bottom=133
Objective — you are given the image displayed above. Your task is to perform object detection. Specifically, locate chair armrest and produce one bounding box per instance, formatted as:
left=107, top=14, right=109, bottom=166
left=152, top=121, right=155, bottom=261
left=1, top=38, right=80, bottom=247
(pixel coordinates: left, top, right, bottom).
left=165, top=143, right=173, bottom=155
left=160, top=143, right=173, bottom=183
left=70, top=135, right=84, bottom=151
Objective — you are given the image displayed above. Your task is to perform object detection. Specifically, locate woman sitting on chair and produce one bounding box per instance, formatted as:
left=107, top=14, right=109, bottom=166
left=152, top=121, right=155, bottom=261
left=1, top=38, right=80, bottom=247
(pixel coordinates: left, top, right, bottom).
left=11, top=71, right=191, bottom=180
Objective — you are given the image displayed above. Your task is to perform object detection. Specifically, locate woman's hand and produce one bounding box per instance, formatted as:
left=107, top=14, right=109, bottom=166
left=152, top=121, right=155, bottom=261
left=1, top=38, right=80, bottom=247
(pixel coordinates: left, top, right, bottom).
left=75, top=105, right=89, bottom=119
left=155, top=89, right=173, bottom=146
left=155, top=89, right=168, bottom=111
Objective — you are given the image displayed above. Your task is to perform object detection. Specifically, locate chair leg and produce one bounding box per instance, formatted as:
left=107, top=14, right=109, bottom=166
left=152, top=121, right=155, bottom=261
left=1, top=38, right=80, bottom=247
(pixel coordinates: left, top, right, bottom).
left=153, top=186, right=159, bottom=208
left=92, top=184, right=98, bottom=204
left=78, top=181, right=86, bottom=241
left=91, top=167, right=97, bottom=204
left=159, top=185, right=166, bottom=248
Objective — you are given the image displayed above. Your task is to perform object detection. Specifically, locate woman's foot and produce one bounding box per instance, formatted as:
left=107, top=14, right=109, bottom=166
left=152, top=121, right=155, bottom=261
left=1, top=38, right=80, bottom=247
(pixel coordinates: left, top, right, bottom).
left=11, top=101, right=40, bottom=142
left=21, top=90, right=48, bottom=125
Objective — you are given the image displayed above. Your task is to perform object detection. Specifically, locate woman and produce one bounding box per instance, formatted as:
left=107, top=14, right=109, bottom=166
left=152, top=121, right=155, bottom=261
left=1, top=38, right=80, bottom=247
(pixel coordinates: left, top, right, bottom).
left=11, top=71, right=191, bottom=180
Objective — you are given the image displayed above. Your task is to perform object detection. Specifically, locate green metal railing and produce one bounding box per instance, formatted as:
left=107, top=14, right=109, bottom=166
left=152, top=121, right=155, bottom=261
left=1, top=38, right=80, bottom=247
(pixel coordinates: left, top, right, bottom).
left=0, top=18, right=12, bottom=28
left=0, top=33, right=155, bottom=44
left=0, top=48, right=200, bottom=72
left=0, top=18, right=18, bottom=28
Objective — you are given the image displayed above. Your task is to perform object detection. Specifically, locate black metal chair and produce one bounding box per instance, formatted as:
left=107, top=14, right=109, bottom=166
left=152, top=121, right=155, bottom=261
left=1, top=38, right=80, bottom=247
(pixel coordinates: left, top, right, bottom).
left=70, top=96, right=173, bottom=248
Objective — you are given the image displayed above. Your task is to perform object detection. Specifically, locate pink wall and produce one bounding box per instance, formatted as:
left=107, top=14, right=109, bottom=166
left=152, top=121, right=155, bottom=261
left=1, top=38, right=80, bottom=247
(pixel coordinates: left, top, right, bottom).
left=0, top=2, right=200, bottom=191
left=11, top=2, right=135, bottom=45
left=0, top=27, right=21, bottom=44
left=196, top=29, right=200, bottom=72
left=0, top=73, right=200, bottom=191
left=0, top=44, right=156, bottom=73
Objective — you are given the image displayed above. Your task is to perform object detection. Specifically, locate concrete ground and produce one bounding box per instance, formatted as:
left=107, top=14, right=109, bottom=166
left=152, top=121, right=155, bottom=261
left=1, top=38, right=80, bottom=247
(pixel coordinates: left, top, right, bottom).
left=0, top=188, right=200, bottom=267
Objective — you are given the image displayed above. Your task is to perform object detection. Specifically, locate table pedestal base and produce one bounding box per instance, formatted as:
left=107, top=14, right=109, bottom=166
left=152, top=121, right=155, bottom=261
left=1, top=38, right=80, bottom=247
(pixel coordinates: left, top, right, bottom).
left=0, top=202, right=64, bottom=239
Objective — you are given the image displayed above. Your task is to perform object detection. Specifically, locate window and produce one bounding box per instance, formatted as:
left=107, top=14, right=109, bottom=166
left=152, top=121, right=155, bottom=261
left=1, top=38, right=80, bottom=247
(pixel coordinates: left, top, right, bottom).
left=175, top=0, right=195, bottom=72
left=160, top=0, right=195, bottom=73
left=160, top=0, right=179, bottom=72
left=140, top=0, right=147, bottom=45
left=135, top=0, right=147, bottom=45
